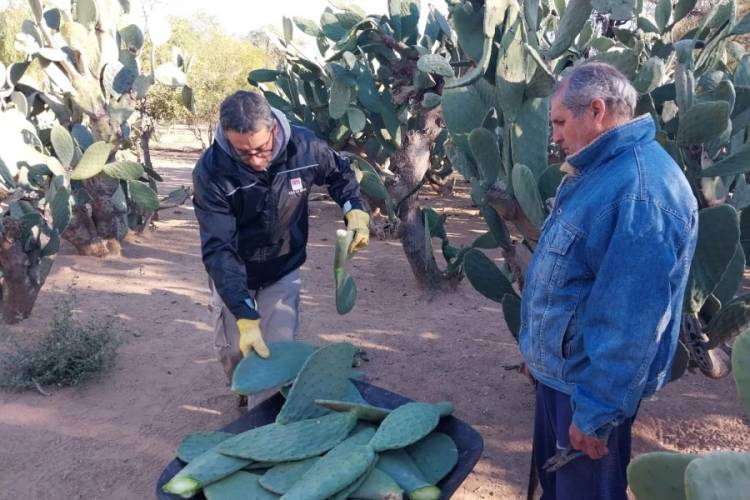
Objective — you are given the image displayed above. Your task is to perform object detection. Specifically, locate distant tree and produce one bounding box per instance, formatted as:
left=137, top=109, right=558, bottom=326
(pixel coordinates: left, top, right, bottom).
left=0, top=0, right=27, bottom=65
left=245, top=27, right=284, bottom=61
left=143, top=13, right=274, bottom=148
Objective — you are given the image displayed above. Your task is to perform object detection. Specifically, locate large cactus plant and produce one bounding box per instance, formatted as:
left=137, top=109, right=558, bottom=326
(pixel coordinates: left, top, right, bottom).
left=0, top=77, right=72, bottom=323
left=10, top=0, right=191, bottom=256
left=255, top=0, right=750, bottom=381
left=437, top=0, right=750, bottom=382
left=248, top=1, right=463, bottom=291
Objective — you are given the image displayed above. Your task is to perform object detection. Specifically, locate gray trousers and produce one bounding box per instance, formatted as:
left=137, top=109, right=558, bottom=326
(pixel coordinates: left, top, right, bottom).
left=209, top=269, right=301, bottom=406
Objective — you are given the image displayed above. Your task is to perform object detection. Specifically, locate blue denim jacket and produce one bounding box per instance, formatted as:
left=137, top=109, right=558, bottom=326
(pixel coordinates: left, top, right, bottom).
left=519, top=115, right=698, bottom=436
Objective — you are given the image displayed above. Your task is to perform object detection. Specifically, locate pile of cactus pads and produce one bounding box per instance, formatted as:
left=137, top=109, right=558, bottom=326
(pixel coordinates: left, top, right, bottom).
left=163, top=341, right=459, bottom=499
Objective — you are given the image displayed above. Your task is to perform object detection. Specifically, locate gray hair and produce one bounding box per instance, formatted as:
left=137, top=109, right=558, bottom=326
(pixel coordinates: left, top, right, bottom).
left=554, top=62, right=637, bottom=119
left=220, top=91, right=274, bottom=133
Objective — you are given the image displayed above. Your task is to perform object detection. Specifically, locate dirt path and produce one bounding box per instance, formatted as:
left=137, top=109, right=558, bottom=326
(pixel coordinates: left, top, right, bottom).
left=0, top=130, right=747, bottom=499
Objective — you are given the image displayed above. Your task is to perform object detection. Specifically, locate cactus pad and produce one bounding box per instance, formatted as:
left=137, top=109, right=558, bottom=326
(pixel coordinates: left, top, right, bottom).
left=407, top=433, right=459, bottom=484
left=276, top=342, right=357, bottom=424
left=512, top=163, right=546, bottom=229
left=377, top=449, right=439, bottom=499
left=232, top=341, right=316, bottom=395
left=547, top=0, right=593, bottom=59
left=626, top=452, right=697, bottom=500
left=676, top=100, right=731, bottom=146
left=685, top=451, right=750, bottom=500
left=176, top=431, right=234, bottom=463
left=315, top=399, right=391, bottom=422
left=733, top=330, right=750, bottom=415
left=162, top=449, right=250, bottom=498
left=204, top=471, right=278, bottom=500
left=462, top=248, right=516, bottom=303
left=369, top=402, right=440, bottom=452
left=351, top=468, right=403, bottom=500
left=280, top=444, right=376, bottom=500
left=468, top=127, right=502, bottom=186
left=260, top=458, right=318, bottom=495
left=334, top=230, right=358, bottom=315
left=331, top=461, right=377, bottom=500
left=706, top=301, right=750, bottom=349
left=343, top=380, right=369, bottom=404
left=685, top=205, right=740, bottom=314
left=217, top=411, right=357, bottom=462
left=434, top=401, right=454, bottom=417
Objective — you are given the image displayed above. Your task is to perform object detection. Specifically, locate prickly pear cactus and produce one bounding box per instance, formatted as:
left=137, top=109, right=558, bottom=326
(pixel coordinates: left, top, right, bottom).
left=547, top=0, right=594, bottom=59
left=8, top=0, right=193, bottom=257
left=280, top=443, right=376, bottom=500
left=177, top=431, right=234, bottom=463
left=232, top=341, right=316, bottom=395
left=276, top=342, right=358, bottom=424
left=260, top=457, right=318, bottom=495
left=331, top=460, right=377, bottom=500
left=407, top=433, right=459, bottom=485
left=350, top=468, right=403, bottom=500
left=434, top=401, right=454, bottom=417
left=334, top=229, right=357, bottom=315
left=733, top=330, right=750, bottom=415
left=342, top=380, right=369, bottom=405
left=0, top=104, right=72, bottom=322
left=162, top=448, right=250, bottom=498
left=369, top=402, right=440, bottom=452
left=627, top=452, right=697, bottom=500
left=315, top=399, right=391, bottom=422
left=377, top=448, right=441, bottom=500
left=204, top=471, right=278, bottom=500
left=217, top=411, right=357, bottom=462
left=684, top=452, right=750, bottom=500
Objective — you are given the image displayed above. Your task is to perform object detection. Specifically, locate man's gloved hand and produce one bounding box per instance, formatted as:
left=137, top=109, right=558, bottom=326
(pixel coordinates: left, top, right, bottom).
left=236, top=319, right=270, bottom=358
left=344, top=209, right=370, bottom=254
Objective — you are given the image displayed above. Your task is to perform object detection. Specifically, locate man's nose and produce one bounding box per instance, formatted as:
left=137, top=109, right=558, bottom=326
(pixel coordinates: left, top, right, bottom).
left=551, top=129, right=563, bottom=146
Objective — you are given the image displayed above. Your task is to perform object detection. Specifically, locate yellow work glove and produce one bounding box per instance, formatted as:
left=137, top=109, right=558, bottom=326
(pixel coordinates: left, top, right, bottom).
left=236, top=319, right=270, bottom=358
left=344, top=209, right=370, bottom=254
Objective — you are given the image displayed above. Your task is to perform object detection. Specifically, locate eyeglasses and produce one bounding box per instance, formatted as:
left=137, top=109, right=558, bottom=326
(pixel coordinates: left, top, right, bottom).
left=235, top=127, right=274, bottom=159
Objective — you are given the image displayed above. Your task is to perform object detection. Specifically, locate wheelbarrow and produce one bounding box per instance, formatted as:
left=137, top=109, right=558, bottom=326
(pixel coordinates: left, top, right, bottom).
left=156, top=380, right=483, bottom=499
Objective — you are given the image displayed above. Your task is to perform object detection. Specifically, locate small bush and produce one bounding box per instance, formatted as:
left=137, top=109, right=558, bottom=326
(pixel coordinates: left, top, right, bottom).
left=0, top=298, right=121, bottom=391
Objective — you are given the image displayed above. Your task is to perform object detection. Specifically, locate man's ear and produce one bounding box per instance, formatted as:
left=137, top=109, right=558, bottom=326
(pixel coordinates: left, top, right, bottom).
left=590, top=98, right=607, bottom=123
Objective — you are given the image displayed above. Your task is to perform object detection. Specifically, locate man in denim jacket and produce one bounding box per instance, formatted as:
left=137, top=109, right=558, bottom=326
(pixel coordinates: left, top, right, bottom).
left=519, top=63, right=698, bottom=499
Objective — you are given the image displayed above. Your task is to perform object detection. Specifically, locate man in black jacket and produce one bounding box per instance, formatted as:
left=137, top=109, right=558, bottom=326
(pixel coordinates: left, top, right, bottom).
left=193, top=91, right=369, bottom=405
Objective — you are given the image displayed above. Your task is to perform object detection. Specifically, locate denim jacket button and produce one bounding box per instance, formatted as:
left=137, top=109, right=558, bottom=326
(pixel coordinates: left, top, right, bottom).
left=556, top=208, right=562, bottom=215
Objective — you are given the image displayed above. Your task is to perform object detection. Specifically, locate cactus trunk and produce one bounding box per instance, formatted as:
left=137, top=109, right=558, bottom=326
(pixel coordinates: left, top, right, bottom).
left=62, top=207, right=113, bottom=257
left=0, top=219, right=43, bottom=323
left=390, top=109, right=460, bottom=292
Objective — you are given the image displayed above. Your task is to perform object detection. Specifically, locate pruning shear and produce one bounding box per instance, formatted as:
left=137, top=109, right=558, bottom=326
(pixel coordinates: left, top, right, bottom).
left=542, top=447, right=586, bottom=472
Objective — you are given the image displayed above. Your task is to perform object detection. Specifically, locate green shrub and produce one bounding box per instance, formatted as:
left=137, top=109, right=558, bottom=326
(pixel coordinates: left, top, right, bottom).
left=0, top=298, right=121, bottom=391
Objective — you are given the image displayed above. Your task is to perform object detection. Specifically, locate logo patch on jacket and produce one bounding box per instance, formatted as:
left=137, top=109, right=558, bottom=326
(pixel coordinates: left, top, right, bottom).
left=289, top=176, right=306, bottom=195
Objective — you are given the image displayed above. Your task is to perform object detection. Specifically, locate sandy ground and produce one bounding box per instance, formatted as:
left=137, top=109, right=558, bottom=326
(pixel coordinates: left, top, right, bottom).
left=0, top=128, right=748, bottom=500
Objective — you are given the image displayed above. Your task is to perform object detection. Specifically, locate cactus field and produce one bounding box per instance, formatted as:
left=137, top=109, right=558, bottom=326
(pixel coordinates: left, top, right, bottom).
left=2, top=0, right=750, bottom=497
left=0, top=128, right=746, bottom=498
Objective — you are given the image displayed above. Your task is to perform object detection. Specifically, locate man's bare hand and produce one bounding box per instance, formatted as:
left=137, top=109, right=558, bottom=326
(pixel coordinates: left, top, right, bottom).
left=569, top=423, right=608, bottom=460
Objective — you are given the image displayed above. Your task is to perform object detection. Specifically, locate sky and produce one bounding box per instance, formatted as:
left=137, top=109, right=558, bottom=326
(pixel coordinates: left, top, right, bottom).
left=141, top=0, right=448, bottom=37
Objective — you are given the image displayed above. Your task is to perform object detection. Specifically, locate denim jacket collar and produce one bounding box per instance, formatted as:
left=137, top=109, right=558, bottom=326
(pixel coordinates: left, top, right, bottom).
left=567, top=114, right=655, bottom=174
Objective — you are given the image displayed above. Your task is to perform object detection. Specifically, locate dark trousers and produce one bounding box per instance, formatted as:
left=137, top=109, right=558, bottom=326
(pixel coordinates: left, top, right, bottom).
left=533, top=383, right=635, bottom=500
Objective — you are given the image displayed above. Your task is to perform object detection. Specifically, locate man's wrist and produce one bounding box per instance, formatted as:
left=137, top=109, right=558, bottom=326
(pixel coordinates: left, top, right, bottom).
left=239, top=297, right=260, bottom=320
left=343, top=199, right=364, bottom=214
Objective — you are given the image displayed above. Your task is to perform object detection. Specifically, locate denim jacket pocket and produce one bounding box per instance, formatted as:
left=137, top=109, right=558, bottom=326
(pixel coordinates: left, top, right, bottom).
left=535, top=223, right=576, bottom=288
left=531, top=305, right=576, bottom=378
left=560, top=311, right=577, bottom=359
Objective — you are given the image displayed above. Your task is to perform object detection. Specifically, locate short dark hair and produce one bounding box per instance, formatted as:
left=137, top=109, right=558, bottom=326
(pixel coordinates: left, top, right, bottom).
left=219, top=91, right=274, bottom=133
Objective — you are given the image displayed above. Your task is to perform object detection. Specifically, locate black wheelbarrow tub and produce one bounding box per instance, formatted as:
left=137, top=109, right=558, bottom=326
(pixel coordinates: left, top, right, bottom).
left=156, top=380, right=483, bottom=499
